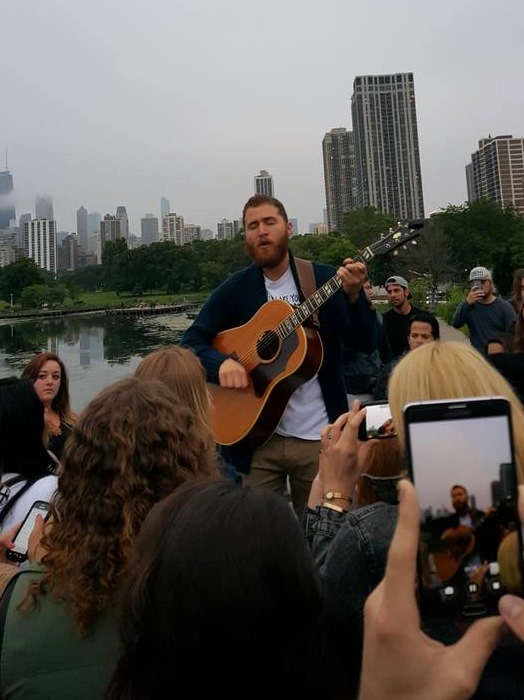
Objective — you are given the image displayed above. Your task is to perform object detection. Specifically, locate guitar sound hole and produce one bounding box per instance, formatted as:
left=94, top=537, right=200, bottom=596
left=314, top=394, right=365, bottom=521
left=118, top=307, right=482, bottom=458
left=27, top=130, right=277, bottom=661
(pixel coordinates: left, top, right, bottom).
left=257, top=331, right=280, bottom=362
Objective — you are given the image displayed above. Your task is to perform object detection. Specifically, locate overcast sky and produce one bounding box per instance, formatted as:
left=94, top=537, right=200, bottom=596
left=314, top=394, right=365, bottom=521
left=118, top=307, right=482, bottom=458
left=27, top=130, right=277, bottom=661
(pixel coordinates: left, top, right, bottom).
left=2, top=0, right=523, bottom=236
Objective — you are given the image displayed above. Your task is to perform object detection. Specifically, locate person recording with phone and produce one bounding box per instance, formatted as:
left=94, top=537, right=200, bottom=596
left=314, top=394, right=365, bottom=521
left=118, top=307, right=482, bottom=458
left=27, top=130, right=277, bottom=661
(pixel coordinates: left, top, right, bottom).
left=452, top=266, right=516, bottom=354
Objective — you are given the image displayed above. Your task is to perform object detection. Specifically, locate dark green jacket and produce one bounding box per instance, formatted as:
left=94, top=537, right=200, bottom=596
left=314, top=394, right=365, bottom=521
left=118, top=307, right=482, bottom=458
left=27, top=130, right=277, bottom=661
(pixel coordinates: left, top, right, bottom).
left=0, top=567, right=118, bottom=699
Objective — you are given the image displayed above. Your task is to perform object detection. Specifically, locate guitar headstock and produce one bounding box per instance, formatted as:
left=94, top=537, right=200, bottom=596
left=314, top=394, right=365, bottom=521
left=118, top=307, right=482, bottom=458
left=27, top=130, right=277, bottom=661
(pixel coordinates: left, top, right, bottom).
left=358, top=219, right=424, bottom=263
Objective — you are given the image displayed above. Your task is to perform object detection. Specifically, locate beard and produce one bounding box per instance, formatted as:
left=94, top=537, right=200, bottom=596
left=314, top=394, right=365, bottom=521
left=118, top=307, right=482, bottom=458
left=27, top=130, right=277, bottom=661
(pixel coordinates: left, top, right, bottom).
left=245, top=238, right=289, bottom=269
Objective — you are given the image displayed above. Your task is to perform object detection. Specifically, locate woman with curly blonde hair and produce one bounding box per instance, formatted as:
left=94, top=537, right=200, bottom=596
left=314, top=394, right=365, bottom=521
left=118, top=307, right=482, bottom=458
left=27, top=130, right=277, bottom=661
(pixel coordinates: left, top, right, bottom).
left=0, top=377, right=220, bottom=699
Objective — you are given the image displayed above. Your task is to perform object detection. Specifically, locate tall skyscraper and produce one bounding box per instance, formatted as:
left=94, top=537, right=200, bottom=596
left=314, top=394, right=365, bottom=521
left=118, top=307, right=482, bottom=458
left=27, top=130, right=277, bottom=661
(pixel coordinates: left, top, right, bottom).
left=351, top=73, right=425, bottom=220
left=217, top=218, right=234, bottom=240
left=160, top=196, right=170, bottom=221
left=58, top=233, right=79, bottom=271
left=116, top=205, right=129, bottom=240
left=162, top=213, right=185, bottom=245
left=35, top=194, right=54, bottom=221
left=0, top=169, right=15, bottom=230
left=100, top=215, right=122, bottom=247
left=289, top=217, right=299, bottom=236
left=254, top=169, right=274, bottom=197
left=322, top=128, right=356, bottom=232
left=141, top=213, right=159, bottom=246
left=466, top=135, right=524, bottom=216
left=77, top=206, right=88, bottom=251
left=24, top=218, right=57, bottom=273
left=87, top=212, right=101, bottom=234
left=17, top=213, right=31, bottom=250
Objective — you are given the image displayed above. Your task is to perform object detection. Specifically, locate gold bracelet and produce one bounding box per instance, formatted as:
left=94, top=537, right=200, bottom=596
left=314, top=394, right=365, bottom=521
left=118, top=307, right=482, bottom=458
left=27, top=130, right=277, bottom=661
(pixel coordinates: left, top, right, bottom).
left=323, top=491, right=352, bottom=504
left=321, top=501, right=348, bottom=513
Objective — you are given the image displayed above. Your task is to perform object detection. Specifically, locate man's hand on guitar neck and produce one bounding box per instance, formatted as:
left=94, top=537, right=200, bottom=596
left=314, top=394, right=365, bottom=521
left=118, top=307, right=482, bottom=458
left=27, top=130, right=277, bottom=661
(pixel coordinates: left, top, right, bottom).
left=338, top=258, right=368, bottom=303
left=218, top=358, right=249, bottom=389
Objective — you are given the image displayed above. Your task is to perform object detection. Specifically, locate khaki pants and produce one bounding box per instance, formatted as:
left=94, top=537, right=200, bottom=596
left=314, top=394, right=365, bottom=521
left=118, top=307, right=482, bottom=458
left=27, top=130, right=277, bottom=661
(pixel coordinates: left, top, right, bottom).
left=244, top=434, right=321, bottom=517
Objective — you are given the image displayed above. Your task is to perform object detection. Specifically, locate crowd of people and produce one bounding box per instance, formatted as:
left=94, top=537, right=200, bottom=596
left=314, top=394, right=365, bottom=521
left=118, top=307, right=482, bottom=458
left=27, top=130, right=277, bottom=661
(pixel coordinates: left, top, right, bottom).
left=1, top=194, right=524, bottom=698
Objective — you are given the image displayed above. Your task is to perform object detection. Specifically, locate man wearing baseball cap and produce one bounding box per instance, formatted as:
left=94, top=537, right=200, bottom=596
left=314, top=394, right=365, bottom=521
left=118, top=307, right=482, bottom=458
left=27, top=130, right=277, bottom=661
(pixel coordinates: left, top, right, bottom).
left=451, top=266, right=516, bottom=353
left=383, top=275, right=424, bottom=357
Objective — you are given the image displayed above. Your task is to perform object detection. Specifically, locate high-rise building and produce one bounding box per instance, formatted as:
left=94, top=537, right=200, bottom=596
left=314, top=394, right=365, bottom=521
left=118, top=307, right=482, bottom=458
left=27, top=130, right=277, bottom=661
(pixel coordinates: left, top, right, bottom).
left=466, top=135, right=524, bottom=216
left=254, top=169, right=274, bottom=197
left=351, top=73, right=425, bottom=220
left=217, top=218, right=241, bottom=240
left=289, top=218, right=299, bottom=236
left=18, top=213, right=31, bottom=250
left=58, top=233, right=79, bottom=271
left=24, top=218, right=57, bottom=273
left=77, top=206, right=88, bottom=251
left=87, top=212, right=101, bottom=234
left=100, top=215, right=122, bottom=248
left=160, top=196, right=170, bottom=221
left=162, top=213, right=185, bottom=245
left=0, top=170, right=15, bottom=230
left=116, top=205, right=129, bottom=240
left=309, top=222, right=329, bottom=235
left=141, top=214, right=159, bottom=246
left=184, top=224, right=201, bottom=243
left=217, top=218, right=233, bottom=240
left=35, top=194, right=54, bottom=221
left=322, top=128, right=357, bottom=232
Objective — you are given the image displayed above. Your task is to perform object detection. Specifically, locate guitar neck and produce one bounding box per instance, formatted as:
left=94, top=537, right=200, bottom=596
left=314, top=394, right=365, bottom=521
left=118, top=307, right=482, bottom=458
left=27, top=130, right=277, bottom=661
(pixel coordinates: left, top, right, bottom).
left=277, top=220, right=423, bottom=340
left=278, top=273, right=342, bottom=338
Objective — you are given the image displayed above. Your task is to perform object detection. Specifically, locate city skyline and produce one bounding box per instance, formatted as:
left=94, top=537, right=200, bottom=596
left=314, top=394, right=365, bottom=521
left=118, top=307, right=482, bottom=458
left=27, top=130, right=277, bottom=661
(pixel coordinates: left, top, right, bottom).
left=1, top=0, right=523, bottom=237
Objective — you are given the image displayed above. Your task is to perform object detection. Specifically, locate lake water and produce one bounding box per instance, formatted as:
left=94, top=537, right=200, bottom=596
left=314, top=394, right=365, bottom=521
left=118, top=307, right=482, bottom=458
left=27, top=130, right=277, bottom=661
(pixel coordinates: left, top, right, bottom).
left=0, top=312, right=192, bottom=413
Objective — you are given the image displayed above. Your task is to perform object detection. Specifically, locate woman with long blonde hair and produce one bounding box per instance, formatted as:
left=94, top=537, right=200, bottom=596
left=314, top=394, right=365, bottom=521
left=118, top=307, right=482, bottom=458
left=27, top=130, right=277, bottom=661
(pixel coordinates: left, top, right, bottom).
left=135, top=346, right=242, bottom=484
left=388, top=341, right=524, bottom=482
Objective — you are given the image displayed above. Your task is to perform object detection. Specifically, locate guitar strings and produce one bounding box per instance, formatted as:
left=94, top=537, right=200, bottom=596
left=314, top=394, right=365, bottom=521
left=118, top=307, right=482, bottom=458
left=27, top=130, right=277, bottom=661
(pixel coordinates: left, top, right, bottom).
left=232, top=224, right=418, bottom=369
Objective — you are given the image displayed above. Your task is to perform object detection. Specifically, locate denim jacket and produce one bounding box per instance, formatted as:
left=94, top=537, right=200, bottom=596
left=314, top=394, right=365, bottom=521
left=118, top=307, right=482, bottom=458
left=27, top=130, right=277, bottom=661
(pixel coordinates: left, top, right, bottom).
left=304, top=502, right=398, bottom=625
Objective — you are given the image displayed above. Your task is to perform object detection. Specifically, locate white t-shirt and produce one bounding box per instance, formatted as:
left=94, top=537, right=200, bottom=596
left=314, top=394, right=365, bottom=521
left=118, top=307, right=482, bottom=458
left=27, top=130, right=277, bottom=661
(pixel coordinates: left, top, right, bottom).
left=0, top=474, right=58, bottom=534
left=265, top=268, right=328, bottom=440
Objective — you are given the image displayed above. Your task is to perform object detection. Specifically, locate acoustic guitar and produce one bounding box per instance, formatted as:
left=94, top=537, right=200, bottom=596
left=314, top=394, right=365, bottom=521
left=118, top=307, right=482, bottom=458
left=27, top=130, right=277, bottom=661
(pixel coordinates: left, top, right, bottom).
left=431, top=512, right=490, bottom=583
left=432, top=524, right=476, bottom=583
left=209, top=221, right=424, bottom=446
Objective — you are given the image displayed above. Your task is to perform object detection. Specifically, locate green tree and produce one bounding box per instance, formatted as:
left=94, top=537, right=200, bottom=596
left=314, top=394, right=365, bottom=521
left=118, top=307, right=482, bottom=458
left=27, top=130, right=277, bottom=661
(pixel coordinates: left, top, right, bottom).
left=439, top=200, right=524, bottom=288
left=20, top=285, right=45, bottom=308
left=0, top=258, right=45, bottom=303
left=102, top=239, right=130, bottom=294
left=63, top=265, right=104, bottom=292
left=341, top=207, right=396, bottom=250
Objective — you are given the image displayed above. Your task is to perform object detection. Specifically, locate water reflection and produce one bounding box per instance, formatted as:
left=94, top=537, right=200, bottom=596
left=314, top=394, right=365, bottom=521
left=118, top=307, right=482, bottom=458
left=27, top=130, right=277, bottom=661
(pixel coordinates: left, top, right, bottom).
left=0, top=313, right=186, bottom=412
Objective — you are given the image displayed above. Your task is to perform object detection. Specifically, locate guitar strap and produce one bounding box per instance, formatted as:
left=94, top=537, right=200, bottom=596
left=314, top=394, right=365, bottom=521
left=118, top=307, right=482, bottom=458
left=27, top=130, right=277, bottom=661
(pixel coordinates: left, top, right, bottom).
left=294, top=257, right=320, bottom=330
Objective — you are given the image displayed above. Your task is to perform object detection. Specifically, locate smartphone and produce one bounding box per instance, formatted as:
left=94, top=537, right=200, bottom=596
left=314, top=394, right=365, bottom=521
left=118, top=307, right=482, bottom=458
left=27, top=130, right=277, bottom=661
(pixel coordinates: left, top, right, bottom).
left=6, top=500, right=50, bottom=563
left=403, top=397, right=523, bottom=637
left=471, top=280, right=483, bottom=290
left=358, top=401, right=395, bottom=441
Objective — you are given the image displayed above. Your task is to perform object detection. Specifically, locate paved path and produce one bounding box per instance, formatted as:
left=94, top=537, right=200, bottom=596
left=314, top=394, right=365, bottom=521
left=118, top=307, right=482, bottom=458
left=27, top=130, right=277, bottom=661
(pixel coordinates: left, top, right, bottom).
left=436, top=317, right=469, bottom=343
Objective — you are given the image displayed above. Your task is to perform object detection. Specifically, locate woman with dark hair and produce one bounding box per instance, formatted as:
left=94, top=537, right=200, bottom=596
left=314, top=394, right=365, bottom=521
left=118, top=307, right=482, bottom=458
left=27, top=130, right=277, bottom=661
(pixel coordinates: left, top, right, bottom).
left=106, top=421, right=503, bottom=700
left=21, top=352, right=76, bottom=460
left=0, top=377, right=220, bottom=699
left=0, top=377, right=58, bottom=534
left=106, top=478, right=341, bottom=699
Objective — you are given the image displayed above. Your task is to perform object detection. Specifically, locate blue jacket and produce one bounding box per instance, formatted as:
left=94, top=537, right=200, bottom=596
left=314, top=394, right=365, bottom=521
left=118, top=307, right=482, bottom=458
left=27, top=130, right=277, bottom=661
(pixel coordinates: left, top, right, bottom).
left=181, top=252, right=380, bottom=425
